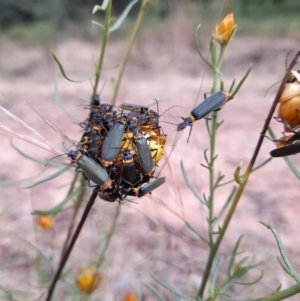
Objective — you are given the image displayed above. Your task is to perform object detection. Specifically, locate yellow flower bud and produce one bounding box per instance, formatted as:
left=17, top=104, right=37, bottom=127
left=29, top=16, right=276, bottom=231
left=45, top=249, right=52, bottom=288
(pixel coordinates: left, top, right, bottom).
left=213, top=13, right=236, bottom=44
left=123, top=293, right=137, bottom=301
left=76, top=266, right=101, bottom=294
left=37, top=215, right=54, bottom=231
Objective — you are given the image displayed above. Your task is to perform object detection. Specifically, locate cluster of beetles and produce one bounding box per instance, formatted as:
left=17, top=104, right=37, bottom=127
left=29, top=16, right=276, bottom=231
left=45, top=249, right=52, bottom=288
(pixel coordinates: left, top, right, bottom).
left=67, top=91, right=230, bottom=202
left=68, top=96, right=167, bottom=202
left=66, top=65, right=300, bottom=202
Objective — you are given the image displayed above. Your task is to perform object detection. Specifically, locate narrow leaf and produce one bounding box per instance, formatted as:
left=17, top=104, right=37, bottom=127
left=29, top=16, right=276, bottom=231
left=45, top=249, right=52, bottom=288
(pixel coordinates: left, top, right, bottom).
left=260, top=222, right=300, bottom=284
left=230, top=64, right=252, bottom=99
left=31, top=187, right=82, bottom=215
left=229, top=79, right=235, bottom=93
left=215, top=186, right=236, bottom=222
left=150, top=273, right=198, bottom=301
left=53, top=77, right=80, bottom=122
left=23, top=166, right=70, bottom=188
left=109, top=0, right=139, bottom=32
left=195, top=24, right=212, bottom=69
left=91, top=20, right=105, bottom=29
left=185, top=221, right=209, bottom=246
left=92, top=0, right=110, bottom=14
left=11, top=141, right=62, bottom=168
left=143, top=282, right=168, bottom=301
left=51, top=50, right=94, bottom=83
left=181, top=161, right=207, bottom=205
left=227, top=235, right=243, bottom=277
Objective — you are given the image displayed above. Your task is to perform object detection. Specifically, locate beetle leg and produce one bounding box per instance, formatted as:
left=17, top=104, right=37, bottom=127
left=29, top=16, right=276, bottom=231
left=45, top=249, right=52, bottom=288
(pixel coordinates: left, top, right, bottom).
left=127, top=177, right=165, bottom=197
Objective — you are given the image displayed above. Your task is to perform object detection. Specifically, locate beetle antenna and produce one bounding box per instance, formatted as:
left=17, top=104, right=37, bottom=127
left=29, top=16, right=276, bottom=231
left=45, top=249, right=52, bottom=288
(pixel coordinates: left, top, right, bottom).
left=264, top=80, right=282, bottom=97
left=159, top=105, right=182, bottom=117
left=286, top=50, right=293, bottom=70
left=159, top=120, right=178, bottom=126
left=45, top=152, right=68, bottom=167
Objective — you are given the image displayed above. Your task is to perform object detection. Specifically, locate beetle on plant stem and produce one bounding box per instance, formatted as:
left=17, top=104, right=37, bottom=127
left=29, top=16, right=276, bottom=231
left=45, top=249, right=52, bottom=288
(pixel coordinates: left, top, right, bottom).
left=176, top=91, right=230, bottom=142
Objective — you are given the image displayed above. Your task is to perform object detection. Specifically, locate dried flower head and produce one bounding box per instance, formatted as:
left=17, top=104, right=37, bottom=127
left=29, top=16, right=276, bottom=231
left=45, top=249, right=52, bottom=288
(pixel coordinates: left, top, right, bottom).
left=76, top=266, right=101, bottom=294
left=37, top=215, right=54, bottom=231
left=123, top=293, right=137, bottom=301
left=213, top=13, right=236, bottom=45
left=278, top=70, right=300, bottom=130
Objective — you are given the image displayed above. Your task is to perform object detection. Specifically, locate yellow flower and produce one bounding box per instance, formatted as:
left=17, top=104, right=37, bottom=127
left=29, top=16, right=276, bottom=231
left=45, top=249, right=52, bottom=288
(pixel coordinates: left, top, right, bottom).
left=123, top=293, right=137, bottom=301
left=213, top=13, right=236, bottom=44
left=37, top=215, right=54, bottom=231
left=76, top=266, right=101, bottom=294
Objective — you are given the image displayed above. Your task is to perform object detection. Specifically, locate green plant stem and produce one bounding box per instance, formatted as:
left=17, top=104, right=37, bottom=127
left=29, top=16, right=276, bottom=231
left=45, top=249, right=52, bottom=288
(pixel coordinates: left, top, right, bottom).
left=208, top=43, right=226, bottom=245
left=92, top=0, right=112, bottom=99
left=111, top=0, right=151, bottom=105
left=96, top=202, right=121, bottom=268
left=197, top=50, right=300, bottom=299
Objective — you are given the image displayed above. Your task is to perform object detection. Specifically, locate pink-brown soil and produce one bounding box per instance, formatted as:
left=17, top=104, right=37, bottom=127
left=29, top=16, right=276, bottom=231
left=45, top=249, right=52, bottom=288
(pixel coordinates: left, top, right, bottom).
left=0, top=27, right=300, bottom=300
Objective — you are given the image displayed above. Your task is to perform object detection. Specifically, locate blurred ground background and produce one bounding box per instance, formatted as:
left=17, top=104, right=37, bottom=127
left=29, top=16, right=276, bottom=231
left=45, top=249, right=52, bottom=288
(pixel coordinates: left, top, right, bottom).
left=1, top=0, right=300, bottom=300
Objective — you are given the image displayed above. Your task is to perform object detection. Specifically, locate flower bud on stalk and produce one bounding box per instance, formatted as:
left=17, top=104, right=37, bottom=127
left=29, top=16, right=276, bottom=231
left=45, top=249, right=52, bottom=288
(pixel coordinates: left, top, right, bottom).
left=213, top=13, right=236, bottom=45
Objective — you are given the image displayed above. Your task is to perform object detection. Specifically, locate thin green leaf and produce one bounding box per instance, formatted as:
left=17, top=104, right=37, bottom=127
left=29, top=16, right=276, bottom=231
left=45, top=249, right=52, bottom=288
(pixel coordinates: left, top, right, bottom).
left=91, top=20, right=105, bottom=29
left=229, top=79, right=235, bottom=94
left=283, top=156, right=300, bottom=179
left=109, top=0, right=139, bottom=32
left=216, top=120, right=224, bottom=130
left=220, top=260, right=258, bottom=295
left=220, top=79, right=224, bottom=92
left=150, top=273, right=198, bottom=301
left=209, top=38, right=217, bottom=67
left=31, top=187, right=82, bottom=215
left=227, top=235, right=243, bottom=277
left=53, top=77, right=80, bottom=123
left=51, top=50, right=94, bottom=83
left=0, top=178, right=27, bottom=186
left=23, top=166, right=70, bottom=188
left=171, top=291, right=181, bottom=301
left=215, top=186, right=236, bottom=223
left=236, top=270, right=264, bottom=285
left=185, top=221, right=209, bottom=246
left=92, top=0, right=110, bottom=14
left=203, top=149, right=209, bottom=166
left=143, top=282, right=168, bottom=301
left=260, top=222, right=300, bottom=284
left=181, top=160, right=207, bottom=205
left=210, top=258, right=223, bottom=296
left=138, top=281, right=143, bottom=301
left=11, top=140, right=61, bottom=168
left=200, top=163, right=210, bottom=170
left=195, top=24, right=212, bottom=69
left=205, top=119, right=211, bottom=136
left=230, top=64, right=252, bottom=99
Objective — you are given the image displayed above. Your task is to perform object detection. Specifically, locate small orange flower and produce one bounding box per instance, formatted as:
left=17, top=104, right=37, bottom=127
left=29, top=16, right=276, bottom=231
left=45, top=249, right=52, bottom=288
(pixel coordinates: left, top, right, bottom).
left=123, top=293, right=137, bottom=301
left=213, top=13, right=236, bottom=44
left=37, top=215, right=54, bottom=231
left=76, top=266, right=101, bottom=294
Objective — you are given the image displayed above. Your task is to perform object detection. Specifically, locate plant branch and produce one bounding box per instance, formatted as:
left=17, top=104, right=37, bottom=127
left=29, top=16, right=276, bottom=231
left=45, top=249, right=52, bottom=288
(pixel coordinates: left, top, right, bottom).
left=92, top=0, right=112, bottom=99
left=46, top=189, right=98, bottom=301
left=111, top=0, right=152, bottom=105
left=197, top=50, right=300, bottom=298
